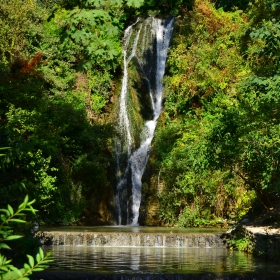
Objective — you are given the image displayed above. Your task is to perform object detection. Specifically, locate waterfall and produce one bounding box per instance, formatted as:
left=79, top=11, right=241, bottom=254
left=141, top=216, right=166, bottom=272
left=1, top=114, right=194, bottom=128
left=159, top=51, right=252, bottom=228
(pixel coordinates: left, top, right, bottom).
left=115, top=17, right=174, bottom=225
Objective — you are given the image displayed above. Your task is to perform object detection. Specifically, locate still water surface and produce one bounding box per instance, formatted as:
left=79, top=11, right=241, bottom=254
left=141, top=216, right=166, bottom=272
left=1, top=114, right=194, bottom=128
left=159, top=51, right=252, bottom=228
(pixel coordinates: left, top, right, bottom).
left=43, top=246, right=280, bottom=275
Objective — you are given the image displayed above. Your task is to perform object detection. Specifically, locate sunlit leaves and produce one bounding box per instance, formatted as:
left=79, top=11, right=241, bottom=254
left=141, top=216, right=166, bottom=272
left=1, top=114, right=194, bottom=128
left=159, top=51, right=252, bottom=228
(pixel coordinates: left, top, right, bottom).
left=0, top=0, right=45, bottom=64
left=0, top=197, right=53, bottom=279
left=164, top=0, right=247, bottom=117
left=126, top=0, right=144, bottom=8
left=249, top=19, right=280, bottom=76
left=62, top=4, right=122, bottom=70
left=61, top=0, right=145, bottom=70
left=0, top=196, right=37, bottom=251
left=154, top=0, right=280, bottom=226
left=0, top=248, right=52, bottom=279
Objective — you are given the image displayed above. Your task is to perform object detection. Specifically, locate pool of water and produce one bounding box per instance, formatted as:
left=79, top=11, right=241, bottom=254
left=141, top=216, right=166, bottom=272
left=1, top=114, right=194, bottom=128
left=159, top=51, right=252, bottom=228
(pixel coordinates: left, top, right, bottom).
left=40, top=226, right=225, bottom=234
left=43, top=245, right=280, bottom=275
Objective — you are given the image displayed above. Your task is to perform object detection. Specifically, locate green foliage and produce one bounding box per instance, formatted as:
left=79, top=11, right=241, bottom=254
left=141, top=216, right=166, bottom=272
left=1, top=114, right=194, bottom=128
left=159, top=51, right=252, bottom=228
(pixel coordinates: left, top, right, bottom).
left=0, top=196, right=52, bottom=280
left=59, top=0, right=145, bottom=70
left=213, top=0, right=251, bottom=11
left=0, top=0, right=279, bottom=230
left=154, top=0, right=280, bottom=228
left=0, top=0, right=115, bottom=224
left=0, top=195, right=37, bottom=249
left=228, top=236, right=252, bottom=252
left=164, top=0, right=247, bottom=117
left=140, top=0, right=194, bottom=15
left=247, top=0, right=280, bottom=24
left=61, top=0, right=144, bottom=8
left=248, top=19, right=280, bottom=76
left=205, top=3, right=280, bottom=207
left=0, top=0, right=47, bottom=67
left=62, top=7, right=121, bottom=70
left=157, top=127, right=255, bottom=226
left=154, top=0, right=253, bottom=227
left=87, top=70, right=112, bottom=114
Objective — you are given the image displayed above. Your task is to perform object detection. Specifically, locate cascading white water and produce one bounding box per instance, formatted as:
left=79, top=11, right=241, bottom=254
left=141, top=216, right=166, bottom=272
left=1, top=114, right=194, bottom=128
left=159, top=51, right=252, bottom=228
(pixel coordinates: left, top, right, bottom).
left=118, top=19, right=141, bottom=157
left=116, top=17, right=174, bottom=225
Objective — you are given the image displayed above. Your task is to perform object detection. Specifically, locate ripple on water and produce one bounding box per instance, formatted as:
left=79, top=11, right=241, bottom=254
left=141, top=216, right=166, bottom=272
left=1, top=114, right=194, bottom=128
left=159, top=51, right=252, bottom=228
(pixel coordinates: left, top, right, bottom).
left=43, top=246, right=280, bottom=275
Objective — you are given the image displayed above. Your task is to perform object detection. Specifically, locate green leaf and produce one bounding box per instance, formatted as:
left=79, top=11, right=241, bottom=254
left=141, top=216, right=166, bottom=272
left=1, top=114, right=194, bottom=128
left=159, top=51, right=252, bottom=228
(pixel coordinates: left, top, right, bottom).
left=5, top=235, right=23, bottom=240
left=8, top=218, right=26, bottom=223
left=27, top=254, right=34, bottom=267
left=7, top=205, right=13, bottom=216
left=27, top=199, right=36, bottom=206
left=0, top=229, right=12, bottom=235
left=39, top=259, right=53, bottom=264
left=24, top=195, right=29, bottom=205
left=24, top=263, right=30, bottom=269
left=106, top=25, right=119, bottom=36
left=29, top=207, right=38, bottom=215
left=95, top=49, right=105, bottom=56
left=36, top=252, right=41, bottom=263
left=39, top=247, right=44, bottom=259
left=32, top=267, right=45, bottom=272
left=18, top=202, right=26, bottom=210
left=126, top=0, right=144, bottom=7
left=0, top=243, right=11, bottom=249
left=10, top=265, right=22, bottom=275
left=0, top=147, right=11, bottom=150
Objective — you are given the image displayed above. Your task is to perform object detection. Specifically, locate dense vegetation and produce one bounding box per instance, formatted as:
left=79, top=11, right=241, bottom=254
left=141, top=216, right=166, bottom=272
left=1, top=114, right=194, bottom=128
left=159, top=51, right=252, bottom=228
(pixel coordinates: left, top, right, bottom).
left=0, top=0, right=128, bottom=224
left=0, top=0, right=279, bottom=231
left=3, top=0, right=279, bottom=277
left=153, top=0, right=280, bottom=226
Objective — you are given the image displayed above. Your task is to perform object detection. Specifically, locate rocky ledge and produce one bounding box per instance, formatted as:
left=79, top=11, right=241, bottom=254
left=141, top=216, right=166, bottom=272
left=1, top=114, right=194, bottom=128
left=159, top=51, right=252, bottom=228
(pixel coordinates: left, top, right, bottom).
left=230, top=224, right=280, bottom=260
left=35, top=231, right=228, bottom=248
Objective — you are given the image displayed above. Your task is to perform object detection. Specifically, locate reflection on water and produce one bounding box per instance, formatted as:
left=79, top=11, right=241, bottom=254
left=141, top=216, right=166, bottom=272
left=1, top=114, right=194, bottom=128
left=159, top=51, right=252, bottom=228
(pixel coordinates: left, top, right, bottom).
left=40, top=226, right=224, bottom=234
left=43, top=246, right=280, bottom=274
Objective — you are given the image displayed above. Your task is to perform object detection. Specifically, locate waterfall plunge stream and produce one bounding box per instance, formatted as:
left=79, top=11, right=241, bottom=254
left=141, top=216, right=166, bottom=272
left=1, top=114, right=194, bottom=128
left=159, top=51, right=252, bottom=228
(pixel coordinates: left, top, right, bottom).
left=115, top=17, right=174, bottom=225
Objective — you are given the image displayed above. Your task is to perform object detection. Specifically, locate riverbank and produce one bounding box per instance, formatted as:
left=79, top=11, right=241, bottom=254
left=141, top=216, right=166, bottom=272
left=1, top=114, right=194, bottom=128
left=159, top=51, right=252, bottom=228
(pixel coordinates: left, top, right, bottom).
left=33, top=225, right=280, bottom=279
left=228, top=192, right=280, bottom=261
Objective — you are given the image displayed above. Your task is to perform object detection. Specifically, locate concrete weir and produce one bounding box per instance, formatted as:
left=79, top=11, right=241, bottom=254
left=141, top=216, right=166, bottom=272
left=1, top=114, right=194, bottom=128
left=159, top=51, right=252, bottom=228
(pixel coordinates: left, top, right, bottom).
left=35, top=231, right=228, bottom=248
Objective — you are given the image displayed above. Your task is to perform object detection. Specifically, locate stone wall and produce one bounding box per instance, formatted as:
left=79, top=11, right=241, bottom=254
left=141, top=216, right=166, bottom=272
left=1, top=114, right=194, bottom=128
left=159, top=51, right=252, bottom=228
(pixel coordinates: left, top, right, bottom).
left=231, top=225, right=280, bottom=260
left=36, top=231, right=228, bottom=248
